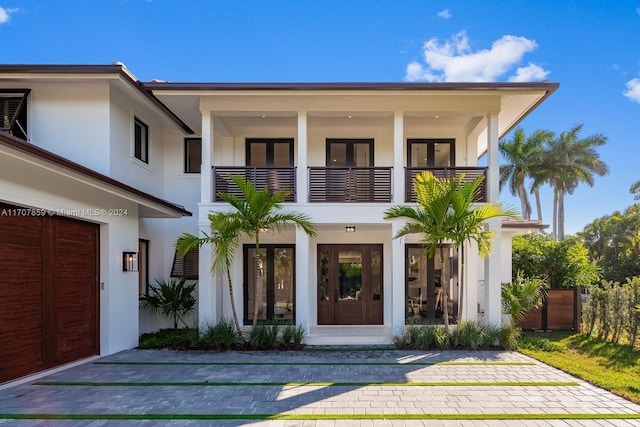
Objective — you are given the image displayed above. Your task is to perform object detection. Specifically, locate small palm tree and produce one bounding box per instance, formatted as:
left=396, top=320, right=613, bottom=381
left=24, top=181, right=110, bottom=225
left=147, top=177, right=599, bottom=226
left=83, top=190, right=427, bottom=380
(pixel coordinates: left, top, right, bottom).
left=180, top=175, right=316, bottom=329
left=141, top=277, right=197, bottom=329
left=384, top=171, right=518, bottom=332
left=177, top=213, right=244, bottom=339
left=501, top=272, right=548, bottom=326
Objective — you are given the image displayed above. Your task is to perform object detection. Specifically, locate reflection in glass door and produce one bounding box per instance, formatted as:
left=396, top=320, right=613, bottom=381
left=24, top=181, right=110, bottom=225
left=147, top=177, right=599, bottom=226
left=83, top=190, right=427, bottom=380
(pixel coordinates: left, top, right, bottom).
left=405, top=245, right=457, bottom=324
left=317, top=244, right=383, bottom=325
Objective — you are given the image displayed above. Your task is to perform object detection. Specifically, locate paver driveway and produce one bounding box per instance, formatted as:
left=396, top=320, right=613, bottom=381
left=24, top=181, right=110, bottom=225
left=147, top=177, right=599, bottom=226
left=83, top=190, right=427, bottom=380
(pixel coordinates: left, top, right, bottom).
left=0, top=348, right=639, bottom=426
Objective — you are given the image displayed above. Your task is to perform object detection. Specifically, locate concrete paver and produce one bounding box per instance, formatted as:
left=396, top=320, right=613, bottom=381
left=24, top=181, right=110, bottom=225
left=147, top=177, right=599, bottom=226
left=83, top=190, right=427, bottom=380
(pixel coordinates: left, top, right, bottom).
left=0, top=349, right=638, bottom=426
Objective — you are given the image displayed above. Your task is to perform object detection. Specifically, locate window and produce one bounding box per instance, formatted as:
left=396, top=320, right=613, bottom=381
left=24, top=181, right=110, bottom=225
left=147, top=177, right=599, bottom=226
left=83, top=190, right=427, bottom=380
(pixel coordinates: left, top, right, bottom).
left=244, top=245, right=295, bottom=323
left=138, top=239, right=149, bottom=297
left=134, top=117, right=149, bottom=163
left=0, top=89, right=30, bottom=141
left=171, top=247, right=199, bottom=279
left=407, top=139, right=454, bottom=168
left=184, top=138, right=202, bottom=173
left=326, top=139, right=373, bottom=167
left=246, top=138, right=293, bottom=166
left=405, top=244, right=458, bottom=325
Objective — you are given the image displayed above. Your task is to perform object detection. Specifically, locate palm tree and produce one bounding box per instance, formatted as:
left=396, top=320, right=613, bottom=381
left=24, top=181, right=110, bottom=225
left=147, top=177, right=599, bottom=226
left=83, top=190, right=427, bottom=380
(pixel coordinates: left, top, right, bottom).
left=384, top=171, right=518, bottom=332
left=542, top=124, right=609, bottom=241
left=499, top=128, right=553, bottom=221
left=140, top=277, right=197, bottom=329
left=176, top=213, right=244, bottom=339
left=499, top=128, right=533, bottom=219
left=181, top=175, right=317, bottom=329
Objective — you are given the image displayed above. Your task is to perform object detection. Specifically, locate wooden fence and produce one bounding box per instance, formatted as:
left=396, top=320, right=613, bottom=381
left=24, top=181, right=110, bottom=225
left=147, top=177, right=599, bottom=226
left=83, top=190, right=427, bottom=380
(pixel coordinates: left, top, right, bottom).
left=519, top=287, right=582, bottom=331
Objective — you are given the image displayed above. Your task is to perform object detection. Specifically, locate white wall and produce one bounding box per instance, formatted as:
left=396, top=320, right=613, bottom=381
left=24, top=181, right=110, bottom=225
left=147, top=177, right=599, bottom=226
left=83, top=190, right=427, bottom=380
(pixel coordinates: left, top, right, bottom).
left=0, top=151, right=142, bottom=355
left=27, top=82, right=111, bottom=174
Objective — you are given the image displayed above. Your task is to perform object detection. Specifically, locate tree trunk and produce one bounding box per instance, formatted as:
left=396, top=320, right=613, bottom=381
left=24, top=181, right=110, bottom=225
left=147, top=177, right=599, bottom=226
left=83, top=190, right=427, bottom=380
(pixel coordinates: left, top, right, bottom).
left=518, top=184, right=531, bottom=220
left=558, top=185, right=565, bottom=241
left=533, top=187, right=543, bottom=222
left=457, top=246, right=464, bottom=321
left=252, top=237, right=263, bottom=328
left=226, top=262, right=243, bottom=340
left=552, top=186, right=559, bottom=241
left=440, top=245, right=449, bottom=334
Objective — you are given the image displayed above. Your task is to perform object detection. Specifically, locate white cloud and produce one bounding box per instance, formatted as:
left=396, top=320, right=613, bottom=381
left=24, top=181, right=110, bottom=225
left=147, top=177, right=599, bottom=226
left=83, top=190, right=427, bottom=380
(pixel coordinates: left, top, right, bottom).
left=624, top=78, right=640, bottom=103
left=0, top=7, right=18, bottom=24
left=437, top=9, right=451, bottom=19
left=509, top=63, right=550, bottom=82
left=405, top=31, right=549, bottom=82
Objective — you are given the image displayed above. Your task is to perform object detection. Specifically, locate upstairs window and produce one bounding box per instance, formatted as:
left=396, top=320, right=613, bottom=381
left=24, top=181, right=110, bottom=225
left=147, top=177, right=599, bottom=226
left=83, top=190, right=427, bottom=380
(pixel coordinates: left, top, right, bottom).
left=134, top=117, right=149, bottom=163
left=0, top=89, right=30, bottom=141
left=184, top=138, right=202, bottom=173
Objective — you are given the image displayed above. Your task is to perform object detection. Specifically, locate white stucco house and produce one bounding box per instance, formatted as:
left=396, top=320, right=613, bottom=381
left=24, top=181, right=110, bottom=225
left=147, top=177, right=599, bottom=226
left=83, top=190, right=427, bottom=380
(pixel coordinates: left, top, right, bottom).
left=0, top=63, right=557, bottom=382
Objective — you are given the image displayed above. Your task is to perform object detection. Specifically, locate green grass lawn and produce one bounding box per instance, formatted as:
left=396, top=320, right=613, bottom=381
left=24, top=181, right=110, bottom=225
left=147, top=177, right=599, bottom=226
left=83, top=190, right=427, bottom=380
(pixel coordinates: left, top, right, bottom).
left=519, top=331, right=640, bottom=404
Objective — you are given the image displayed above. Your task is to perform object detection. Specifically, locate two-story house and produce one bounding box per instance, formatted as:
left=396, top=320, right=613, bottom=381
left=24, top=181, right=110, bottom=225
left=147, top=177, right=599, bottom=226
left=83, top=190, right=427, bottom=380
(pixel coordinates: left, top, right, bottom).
left=0, top=63, right=557, bottom=381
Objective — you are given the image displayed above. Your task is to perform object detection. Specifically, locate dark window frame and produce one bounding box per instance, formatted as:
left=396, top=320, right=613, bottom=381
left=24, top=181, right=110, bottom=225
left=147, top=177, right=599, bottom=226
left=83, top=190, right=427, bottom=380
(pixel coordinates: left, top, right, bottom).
left=138, top=239, right=150, bottom=298
left=0, top=88, right=30, bottom=141
left=184, top=137, right=202, bottom=173
left=246, top=138, right=294, bottom=167
left=243, top=244, right=296, bottom=324
left=326, top=138, right=374, bottom=167
left=134, top=117, right=149, bottom=163
left=407, top=139, right=455, bottom=168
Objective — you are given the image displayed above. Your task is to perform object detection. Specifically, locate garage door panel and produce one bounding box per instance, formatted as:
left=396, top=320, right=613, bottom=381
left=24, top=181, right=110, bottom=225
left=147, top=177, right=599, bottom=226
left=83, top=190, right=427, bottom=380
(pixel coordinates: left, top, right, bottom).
left=53, top=219, right=98, bottom=364
left=0, top=204, right=99, bottom=383
left=0, top=243, right=45, bottom=383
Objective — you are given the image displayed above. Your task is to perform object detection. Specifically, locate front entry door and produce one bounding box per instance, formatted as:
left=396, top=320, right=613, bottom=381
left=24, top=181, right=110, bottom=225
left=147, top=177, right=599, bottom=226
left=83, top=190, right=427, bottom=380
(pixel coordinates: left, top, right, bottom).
left=317, top=244, right=383, bottom=325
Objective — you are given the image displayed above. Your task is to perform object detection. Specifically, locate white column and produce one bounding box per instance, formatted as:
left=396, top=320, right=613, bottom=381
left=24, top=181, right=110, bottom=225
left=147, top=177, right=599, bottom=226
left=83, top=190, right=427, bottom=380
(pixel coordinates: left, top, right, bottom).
left=197, top=211, right=215, bottom=327
left=462, top=240, right=479, bottom=322
left=201, top=111, right=213, bottom=203
left=483, top=218, right=502, bottom=326
left=393, top=112, right=404, bottom=204
left=297, top=112, right=308, bottom=203
left=295, top=227, right=311, bottom=334
left=391, top=220, right=405, bottom=335
left=198, top=111, right=216, bottom=328
left=486, top=112, right=499, bottom=203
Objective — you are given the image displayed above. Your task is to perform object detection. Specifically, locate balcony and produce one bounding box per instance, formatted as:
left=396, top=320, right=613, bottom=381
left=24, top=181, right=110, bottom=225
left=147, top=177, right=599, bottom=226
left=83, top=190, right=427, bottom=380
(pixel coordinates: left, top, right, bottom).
left=405, top=167, right=488, bottom=203
left=308, top=167, right=392, bottom=203
left=213, top=167, right=296, bottom=202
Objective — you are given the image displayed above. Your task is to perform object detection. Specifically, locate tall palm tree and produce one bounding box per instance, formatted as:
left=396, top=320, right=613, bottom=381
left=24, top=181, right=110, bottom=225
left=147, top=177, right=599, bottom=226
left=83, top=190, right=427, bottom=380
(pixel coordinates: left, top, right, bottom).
left=525, top=130, right=555, bottom=222
left=384, top=171, right=518, bottom=332
left=185, top=175, right=316, bottom=329
left=176, top=213, right=244, bottom=339
left=499, top=128, right=533, bottom=220
left=499, top=128, right=553, bottom=221
left=543, top=124, right=609, bottom=241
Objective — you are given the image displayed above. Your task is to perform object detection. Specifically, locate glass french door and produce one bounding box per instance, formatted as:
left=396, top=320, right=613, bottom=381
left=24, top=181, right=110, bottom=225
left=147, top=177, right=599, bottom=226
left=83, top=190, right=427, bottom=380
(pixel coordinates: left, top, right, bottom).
left=317, top=244, right=382, bottom=325
left=405, top=244, right=458, bottom=324
left=244, top=245, right=295, bottom=323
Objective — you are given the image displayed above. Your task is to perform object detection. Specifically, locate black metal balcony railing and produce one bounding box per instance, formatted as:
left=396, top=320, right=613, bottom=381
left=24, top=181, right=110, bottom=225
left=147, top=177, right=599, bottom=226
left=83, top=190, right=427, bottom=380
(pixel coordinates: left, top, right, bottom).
left=212, top=167, right=296, bottom=202
left=308, top=167, right=393, bottom=202
left=405, top=167, right=488, bottom=203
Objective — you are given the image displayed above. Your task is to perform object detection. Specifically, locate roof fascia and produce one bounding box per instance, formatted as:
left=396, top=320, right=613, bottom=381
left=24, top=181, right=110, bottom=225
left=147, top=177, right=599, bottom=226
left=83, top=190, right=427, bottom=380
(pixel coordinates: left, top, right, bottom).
left=0, top=131, right=191, bottom=217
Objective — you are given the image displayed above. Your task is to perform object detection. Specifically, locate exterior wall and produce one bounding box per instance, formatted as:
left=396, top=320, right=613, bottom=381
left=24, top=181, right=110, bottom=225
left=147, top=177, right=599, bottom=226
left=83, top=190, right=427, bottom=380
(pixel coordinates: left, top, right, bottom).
left=0, top=152, right=141, bottom=355
left=24, top=81, right=111, bottom=175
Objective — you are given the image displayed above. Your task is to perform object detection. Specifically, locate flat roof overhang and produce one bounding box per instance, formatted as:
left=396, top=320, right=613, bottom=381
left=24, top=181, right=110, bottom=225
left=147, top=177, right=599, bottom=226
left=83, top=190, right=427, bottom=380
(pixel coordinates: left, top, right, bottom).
left=0, top=131, right=191, bottom=218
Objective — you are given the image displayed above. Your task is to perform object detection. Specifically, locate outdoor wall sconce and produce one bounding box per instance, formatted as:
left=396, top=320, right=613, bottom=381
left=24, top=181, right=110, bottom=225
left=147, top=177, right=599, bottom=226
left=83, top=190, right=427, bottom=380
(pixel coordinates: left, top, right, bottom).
left=345, top=225, right=356, bottom=233
left=122, top=252, right=138, bottom=272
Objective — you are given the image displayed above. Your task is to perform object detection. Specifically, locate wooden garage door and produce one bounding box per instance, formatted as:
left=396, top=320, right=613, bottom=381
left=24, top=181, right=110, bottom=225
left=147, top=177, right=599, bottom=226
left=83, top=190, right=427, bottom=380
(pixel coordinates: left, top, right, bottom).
left=0, top=203, right=99, bottom=383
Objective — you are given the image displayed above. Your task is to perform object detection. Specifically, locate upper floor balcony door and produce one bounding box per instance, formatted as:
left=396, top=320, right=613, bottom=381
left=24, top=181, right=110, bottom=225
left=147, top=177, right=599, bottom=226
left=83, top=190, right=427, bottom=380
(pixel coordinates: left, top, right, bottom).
left=408, top=139, right=454, bottom=168
left=309, top=139, right=392, bottom=202
left=213, top=138, right=296, bottom=202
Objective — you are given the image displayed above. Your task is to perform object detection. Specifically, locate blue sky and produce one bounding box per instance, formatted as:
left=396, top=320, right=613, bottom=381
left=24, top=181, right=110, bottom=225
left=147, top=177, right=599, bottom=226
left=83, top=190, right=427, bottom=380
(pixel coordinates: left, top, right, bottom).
left=2, top=1, right=640, bottom=235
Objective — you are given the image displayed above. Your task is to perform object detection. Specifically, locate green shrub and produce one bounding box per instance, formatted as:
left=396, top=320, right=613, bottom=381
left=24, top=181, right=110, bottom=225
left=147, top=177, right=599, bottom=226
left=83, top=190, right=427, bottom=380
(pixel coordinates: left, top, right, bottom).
left=138, top=328, right=199, bottom=349
left=140, top=278, right=197, bottom=329
left=498, top=325, right=521, bottom=350
left=480, top=324, right=502, bottom=349
left=200, top=318, right=239, bottom=350
left=453, top=321, right=483, bottom=350
left=518, top=334, right=564, bottom=352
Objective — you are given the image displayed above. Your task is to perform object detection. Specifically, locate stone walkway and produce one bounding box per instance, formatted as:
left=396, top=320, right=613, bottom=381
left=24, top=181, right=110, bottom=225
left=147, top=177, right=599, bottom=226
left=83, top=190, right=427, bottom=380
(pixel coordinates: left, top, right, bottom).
left=0, top=349, right=638, bottom=426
